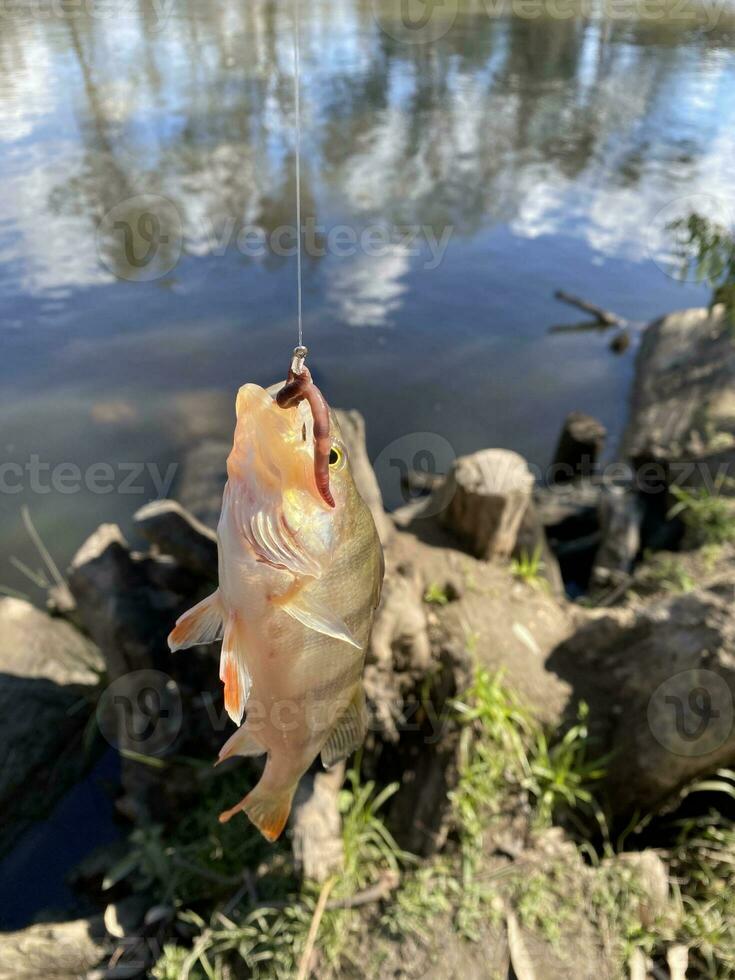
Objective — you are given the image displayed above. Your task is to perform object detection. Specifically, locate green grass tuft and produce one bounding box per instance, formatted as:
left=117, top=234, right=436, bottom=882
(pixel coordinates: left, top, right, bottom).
left=669, top=480, right=735, bottom=547
left=510, top=545, right=548, bottom=590
left=423, top=582, right=450, bottom=605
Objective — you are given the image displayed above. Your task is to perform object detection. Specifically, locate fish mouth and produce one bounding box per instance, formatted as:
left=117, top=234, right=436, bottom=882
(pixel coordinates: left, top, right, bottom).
left=231, top=383, right=327, bottom=509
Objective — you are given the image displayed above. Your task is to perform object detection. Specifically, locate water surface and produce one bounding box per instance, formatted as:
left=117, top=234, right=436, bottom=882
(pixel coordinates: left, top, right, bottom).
left=1, top=0, right=734, bottom=593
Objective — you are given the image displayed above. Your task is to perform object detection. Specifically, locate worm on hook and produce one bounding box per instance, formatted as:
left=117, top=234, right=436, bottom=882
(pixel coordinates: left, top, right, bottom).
left=276, top=351, right=335, bottom=509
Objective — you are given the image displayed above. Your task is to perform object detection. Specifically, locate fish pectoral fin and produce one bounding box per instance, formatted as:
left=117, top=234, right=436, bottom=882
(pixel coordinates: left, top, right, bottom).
left=244, top=509, right=321, bottom=578
left=168, top=591, right=224, bottom=651
left=220, top=617, right=253, bottom=727
left=279, top=592, right=360, bottom=648
left=217, top=723, right=266, bottom=764
left=321, top=687, right=368, bottom=769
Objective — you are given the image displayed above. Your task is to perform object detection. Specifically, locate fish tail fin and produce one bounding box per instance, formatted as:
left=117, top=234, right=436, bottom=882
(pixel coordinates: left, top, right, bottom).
left=168, top=590, right=224, bottom=651
left=219, top=778, right=296, bottom=843
left=220, top=617, right=252, bottom=727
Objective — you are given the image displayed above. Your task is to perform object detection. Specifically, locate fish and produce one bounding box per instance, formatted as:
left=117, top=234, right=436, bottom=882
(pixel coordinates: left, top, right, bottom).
left=168, top=374, right=384, bottom=842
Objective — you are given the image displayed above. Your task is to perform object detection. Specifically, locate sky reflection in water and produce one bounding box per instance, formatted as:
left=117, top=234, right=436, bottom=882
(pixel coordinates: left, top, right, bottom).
left=1, top=0, right=734, bottom=592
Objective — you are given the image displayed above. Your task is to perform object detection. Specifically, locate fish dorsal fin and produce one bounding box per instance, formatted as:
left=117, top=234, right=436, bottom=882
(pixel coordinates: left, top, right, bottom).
left=321, top=687, right=368, bottom=769
left=168, top=591, right=224, bottom=651
left=244, top=509, right=321, bottom=578
left=279, top=590, right=360, bottom=648
left=220, top=617, right=253, bottom=726
left=217, top=722, right=266, bottom=764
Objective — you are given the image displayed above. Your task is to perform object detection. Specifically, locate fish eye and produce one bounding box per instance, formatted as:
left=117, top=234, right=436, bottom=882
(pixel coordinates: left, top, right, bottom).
left=329, top=445, right=342, bottom=467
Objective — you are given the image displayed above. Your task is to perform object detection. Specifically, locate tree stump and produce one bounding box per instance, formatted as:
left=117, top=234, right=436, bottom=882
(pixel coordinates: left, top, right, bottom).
left=591, top=486, right=642, bottom=589
left=551, top=412, right=606, bottom=482
left=436, top=449, right=534, bottom=559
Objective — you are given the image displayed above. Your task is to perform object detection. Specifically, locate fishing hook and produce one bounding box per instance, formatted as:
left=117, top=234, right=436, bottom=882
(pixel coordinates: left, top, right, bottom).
left=276, top=346, right=335, bottom=509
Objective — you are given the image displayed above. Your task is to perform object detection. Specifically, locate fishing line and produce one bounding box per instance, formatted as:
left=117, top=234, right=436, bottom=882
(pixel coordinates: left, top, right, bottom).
left=293, top=0, right=304, bottom=352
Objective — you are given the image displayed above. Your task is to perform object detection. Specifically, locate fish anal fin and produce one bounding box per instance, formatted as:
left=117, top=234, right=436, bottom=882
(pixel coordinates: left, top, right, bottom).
left=279, top=592, right=360, bottom=649
left=168, top=591, right=224, bottom=651
left=219, top=780, right=295, bottom=842
left=217, top=723, right=266, bottom=764
left=321, top=686, right=368, bottom=769
left=220, top=618, right=252, bottom=727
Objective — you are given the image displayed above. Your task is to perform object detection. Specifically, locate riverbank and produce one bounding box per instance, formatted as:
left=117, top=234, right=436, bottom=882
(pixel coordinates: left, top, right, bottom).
left=4, top=305, right=735, bottom=978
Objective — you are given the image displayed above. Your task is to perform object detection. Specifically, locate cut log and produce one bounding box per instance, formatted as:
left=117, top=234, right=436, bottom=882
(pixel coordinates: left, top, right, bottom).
left=334, top=409, right=393, bottom=547
left=435, top=449, right=535, bottom=560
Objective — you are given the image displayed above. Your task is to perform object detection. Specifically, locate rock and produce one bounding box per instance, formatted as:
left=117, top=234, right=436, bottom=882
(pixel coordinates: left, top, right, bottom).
left=67, top=524, right=220, bottom=822
left=0, top=917, right=107, bottom=980
left=334, top=408, right=393, bottom=546
left=291, top=763, right=345, bottom=882
left=621, top=306, right=735, bottom=483
left=68, top=525, right=183, bottom=678
left=175, top=438, right=229, bottom=530
left=134, top=499, right=217, bottom=581
left=551, top=412, right=607, bottom=482
left=103, top=896, right=148, bottom=939
left=45, top=581, right=79, bottom=624
left=615, top=850, right=669, bottom=926
left=434, top=449, right=535, bottom=559
left=0, top=597, right=103, bottom=856
left=609, top=328, right=630, bottom=354
left=590, top=485, right=643, bottom=589
left=548, top=579, right=735, bottom=816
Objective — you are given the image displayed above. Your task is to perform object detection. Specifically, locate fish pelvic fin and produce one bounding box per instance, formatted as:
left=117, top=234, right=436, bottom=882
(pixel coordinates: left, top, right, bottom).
left=278, top=591, right=360, bottom=649
left=217, top=723, right=266, bottom=765
left=220, top=617, right=252, bottom=727
left=321, top=686, right=368, bottom=770
left=168, top=591, right=224, bottom=651
left=219, top=780, right=296, bottom=843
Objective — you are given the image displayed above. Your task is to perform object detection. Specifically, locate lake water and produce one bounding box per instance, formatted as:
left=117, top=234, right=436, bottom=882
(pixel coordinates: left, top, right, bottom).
left=1, top=0, right=734, bottom=596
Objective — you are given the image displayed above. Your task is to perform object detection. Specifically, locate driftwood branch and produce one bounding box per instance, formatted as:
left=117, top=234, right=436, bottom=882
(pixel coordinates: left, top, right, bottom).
left=296, top=876, right=337, bottom=980
left=553, top=290, right=621, bottom=326
left=325, top=871, right=399, bottom=909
